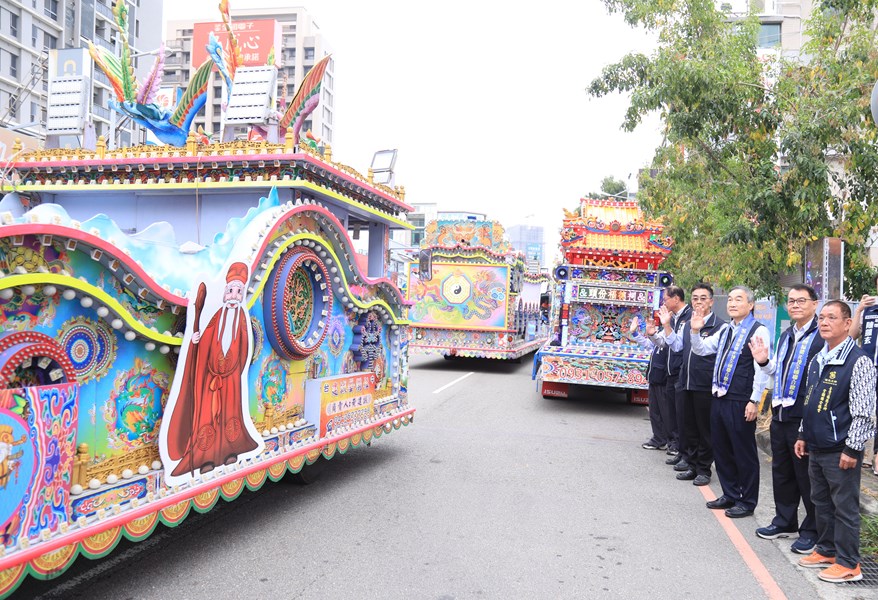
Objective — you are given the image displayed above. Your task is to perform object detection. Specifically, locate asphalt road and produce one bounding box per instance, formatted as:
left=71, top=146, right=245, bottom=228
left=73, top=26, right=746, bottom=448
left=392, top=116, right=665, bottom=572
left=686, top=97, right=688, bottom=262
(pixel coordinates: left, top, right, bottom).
left=13, top=354, right=875, bottom=599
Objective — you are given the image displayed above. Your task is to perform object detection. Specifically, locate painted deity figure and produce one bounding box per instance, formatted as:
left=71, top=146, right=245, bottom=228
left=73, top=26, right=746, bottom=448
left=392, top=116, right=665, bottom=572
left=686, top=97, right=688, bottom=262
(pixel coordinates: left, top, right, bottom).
left=164, top=262, right=261, bottom=477
left=0, top=425, right=25, bottom=490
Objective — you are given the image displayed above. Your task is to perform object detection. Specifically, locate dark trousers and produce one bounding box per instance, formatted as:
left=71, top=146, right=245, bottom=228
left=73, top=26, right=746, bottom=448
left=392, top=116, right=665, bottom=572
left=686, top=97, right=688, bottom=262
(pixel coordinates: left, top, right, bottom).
left=683, top=390, right=713, bottom=476
left=663, top=376, right=679, bottom=452
left=711, top=397, right=759, bottom=510
left=647, top=382, right=668, bottom=446
left=674, top=381, right=687, bottom=460
left=810, top=450, right=862, bottom=568
left=769, top=418, right=816, bottom=537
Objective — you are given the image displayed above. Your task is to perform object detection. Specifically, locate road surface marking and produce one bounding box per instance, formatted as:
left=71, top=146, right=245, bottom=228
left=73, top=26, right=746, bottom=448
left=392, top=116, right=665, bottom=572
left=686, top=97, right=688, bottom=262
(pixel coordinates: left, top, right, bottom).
left=699, top=487, right=788, bottom=600
left=433, top=371, right=474, bottom=394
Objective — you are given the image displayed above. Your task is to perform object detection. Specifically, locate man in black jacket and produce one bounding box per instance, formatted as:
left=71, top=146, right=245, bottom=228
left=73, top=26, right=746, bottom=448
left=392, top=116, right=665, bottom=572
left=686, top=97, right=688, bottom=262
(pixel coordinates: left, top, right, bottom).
left=794, top=300, right=876, bottom=583
left=629, top=315, right=670, bottom=450
left=664, top=283, right=725, bottom=485
left=651, top=286, right=691, bottom=464
left=749, top=284, right=823, bottom=554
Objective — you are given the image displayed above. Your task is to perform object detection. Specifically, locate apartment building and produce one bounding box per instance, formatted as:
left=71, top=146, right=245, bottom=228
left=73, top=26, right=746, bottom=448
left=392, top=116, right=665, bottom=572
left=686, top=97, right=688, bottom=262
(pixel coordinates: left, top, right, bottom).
left=0, top=0, right=161, bottom=146
left=164, top=6, right=334, bottom=143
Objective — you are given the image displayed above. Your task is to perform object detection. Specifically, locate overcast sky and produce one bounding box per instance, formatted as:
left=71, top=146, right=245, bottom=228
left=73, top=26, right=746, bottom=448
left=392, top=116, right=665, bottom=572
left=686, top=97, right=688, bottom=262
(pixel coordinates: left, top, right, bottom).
left=161, top=0, right=662, bottom=259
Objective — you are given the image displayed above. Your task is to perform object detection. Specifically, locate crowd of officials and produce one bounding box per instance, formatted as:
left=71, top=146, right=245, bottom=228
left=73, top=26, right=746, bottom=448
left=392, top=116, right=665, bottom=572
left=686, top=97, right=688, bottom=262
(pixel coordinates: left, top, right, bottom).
left=631, top=283, right=877, bottom=584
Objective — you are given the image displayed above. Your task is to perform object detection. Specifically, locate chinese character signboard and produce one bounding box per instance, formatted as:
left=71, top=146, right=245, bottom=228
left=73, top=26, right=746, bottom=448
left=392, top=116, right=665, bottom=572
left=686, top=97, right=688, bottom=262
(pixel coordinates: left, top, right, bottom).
left=192, top=20, right=282, bottom=68
left=304, top=372, right=376, bottom=437
left=572, top=285, right=650, bottom=306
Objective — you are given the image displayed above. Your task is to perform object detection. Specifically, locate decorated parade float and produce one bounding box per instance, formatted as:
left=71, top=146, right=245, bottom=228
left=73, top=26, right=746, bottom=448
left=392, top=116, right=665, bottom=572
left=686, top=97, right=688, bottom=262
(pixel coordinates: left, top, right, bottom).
left=0, top=3, right=413, bottom=596
left=406, top=218, right=548, bottom=360
left=532, top=197, right=673, bottom=402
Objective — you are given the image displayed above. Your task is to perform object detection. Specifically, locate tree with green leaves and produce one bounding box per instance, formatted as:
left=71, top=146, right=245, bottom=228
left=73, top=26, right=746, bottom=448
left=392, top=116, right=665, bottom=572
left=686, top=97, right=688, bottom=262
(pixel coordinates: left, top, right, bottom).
left=586, top=175, right=629, bottom=200
left=588, top=0, right=878, bottom=297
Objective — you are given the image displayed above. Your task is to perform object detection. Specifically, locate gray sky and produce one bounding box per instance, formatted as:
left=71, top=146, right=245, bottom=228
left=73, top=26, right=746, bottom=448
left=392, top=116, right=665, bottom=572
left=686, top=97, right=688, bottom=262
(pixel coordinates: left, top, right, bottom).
left=161, top=0, right=662, bottom=259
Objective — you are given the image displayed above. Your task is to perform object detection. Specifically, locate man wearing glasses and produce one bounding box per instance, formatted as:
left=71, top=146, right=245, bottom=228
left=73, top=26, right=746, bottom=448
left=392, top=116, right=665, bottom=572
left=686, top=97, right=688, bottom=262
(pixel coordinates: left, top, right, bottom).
left=847, top=279, right=878, bottom=476
left=793, top=300, right=876, bottom=583
left=749, top=284, right=823, bottom=554
left=662, top=283, right=726, bottom=486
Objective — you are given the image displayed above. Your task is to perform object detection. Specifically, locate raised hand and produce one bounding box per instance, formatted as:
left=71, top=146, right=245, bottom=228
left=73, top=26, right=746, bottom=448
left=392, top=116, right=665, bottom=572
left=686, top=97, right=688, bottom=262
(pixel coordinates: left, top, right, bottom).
left=748, top=335, right=769, bottom=364
left=645, top=321, right=657, bottom=337
left=690, top=306, right=706, bottom=332
left=628, top=316, right=640, bottom=334
left=658, top=305, right=672, bottom=328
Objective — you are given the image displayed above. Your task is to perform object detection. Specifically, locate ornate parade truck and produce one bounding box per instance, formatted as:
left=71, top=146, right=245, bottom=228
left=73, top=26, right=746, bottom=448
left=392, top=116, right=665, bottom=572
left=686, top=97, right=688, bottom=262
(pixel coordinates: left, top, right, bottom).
left=406, top=218, right=548, bottom=360
left=0, top=3, right=413, bottom=596
left=532, top=197, right=674, bottom=402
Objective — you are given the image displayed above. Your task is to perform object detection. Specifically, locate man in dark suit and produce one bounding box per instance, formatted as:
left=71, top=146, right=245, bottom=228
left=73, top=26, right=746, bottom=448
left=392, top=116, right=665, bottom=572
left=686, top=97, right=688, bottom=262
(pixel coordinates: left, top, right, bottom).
left=749, top=284, right=823, bottom=554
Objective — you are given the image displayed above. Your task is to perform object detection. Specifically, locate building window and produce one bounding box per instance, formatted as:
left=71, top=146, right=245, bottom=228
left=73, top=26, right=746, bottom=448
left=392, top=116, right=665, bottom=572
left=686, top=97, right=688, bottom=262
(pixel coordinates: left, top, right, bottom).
left=9, top=54, right=17, bottom=78
left=758, top=22, right=781, bottom=48
left=32, top=24, right=38, bottom=46
left=46, top=33, right=57, bottom=49
left=304, top=47, right=315, bottom=60
left=30, top=101, right=37, bottom=122
left=9, top=13, right=18, bottom=38
left=44, top=0, right=58, bottom=20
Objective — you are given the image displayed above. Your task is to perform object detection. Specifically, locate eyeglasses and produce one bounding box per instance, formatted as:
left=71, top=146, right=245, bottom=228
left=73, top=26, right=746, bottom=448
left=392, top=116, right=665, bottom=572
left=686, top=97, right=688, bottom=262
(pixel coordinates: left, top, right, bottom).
left=787, top=298, right=814, bottom=306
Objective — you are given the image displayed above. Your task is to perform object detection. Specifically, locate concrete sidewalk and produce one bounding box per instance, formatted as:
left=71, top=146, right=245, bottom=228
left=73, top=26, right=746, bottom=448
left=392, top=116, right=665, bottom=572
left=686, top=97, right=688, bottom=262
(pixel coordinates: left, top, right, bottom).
left=755, top=426, right=878, bottom=516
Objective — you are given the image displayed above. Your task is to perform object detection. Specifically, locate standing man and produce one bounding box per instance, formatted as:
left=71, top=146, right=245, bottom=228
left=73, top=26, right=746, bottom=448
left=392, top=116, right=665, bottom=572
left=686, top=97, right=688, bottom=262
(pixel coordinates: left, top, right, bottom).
left=749, top=284, right=823, bottom=554
left=847, top=278, right=878, bottom=475
left=629, top=315, right=670, bottom=450
left=690, top=286, right=770, bottom=518
left=795, top=300, right=876, bottom=583
left=665, top=284, right=725, bottom=485
left=654, top=286, right=691, bottom=465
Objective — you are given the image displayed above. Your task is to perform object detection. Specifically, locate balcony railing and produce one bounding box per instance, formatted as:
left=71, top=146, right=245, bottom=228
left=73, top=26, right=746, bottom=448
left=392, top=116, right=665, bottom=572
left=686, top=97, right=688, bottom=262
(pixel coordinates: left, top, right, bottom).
left=95, top=1, right=114, bottom=21
left=92, top=104, right=111, bottom=121
left=92, top=36, right=114, bottom=52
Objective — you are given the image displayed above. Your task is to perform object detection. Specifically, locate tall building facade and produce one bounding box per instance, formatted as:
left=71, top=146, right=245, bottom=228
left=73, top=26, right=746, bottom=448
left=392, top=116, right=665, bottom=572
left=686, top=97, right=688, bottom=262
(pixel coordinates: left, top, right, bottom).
left=719, top=0, right=813, bottom=57
left=0, top=0, right=161, bottom=146
left=164, top=6, right=334, bottom=144
left=507, top=224, right=545, bottom=272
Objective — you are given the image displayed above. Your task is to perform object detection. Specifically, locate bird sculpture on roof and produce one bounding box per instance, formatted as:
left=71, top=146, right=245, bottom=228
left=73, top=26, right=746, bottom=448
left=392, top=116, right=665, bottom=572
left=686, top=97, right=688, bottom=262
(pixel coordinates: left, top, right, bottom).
left=88, top=1, right=237, bottom=147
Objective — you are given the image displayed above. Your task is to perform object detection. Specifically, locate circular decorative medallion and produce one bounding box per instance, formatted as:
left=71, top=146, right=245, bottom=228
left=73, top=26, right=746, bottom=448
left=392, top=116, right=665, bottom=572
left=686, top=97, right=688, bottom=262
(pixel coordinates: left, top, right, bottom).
left=263, top=249, right=332, bottom=360
left=64, top=326, right=96, bottom=374
left=58, top=317, right=116, bottom=384
left=250, top=316, right=263, bottom=365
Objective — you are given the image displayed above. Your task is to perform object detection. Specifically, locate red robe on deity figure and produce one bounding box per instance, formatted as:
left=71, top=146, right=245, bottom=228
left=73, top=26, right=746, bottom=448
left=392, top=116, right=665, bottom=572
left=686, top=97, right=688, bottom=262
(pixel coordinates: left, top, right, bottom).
left=167, top=262, right=259, bottom=476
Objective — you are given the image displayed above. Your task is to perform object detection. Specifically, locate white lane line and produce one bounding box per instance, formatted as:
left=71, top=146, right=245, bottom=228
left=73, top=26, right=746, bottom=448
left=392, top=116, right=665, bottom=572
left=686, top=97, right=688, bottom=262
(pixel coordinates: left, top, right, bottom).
left=432, top=371, right=475, bottom=394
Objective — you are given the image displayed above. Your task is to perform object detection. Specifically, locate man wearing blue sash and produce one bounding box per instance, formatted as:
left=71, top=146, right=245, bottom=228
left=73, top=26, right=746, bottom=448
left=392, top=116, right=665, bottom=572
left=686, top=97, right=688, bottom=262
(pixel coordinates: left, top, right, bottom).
left=690, top=286, right=770, bottom=518
left=749, top=284, right=822, bottom=554
left=663, top=283, right=725, bottom=485
left=847, top=280, right=878, bottom=476
left=794, top=300, right=875, bottom=583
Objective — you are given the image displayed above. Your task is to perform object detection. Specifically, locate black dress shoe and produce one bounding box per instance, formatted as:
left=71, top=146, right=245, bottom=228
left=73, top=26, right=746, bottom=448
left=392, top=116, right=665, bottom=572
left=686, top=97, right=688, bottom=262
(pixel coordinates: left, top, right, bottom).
left=692, top=474, right=711, bottom=486
left=706, top=496, right=735, bottom=509
left=665, top=454, right=682, bottom=465
left=676, top=469, right=696, bottom=480
left=724, top=505, right=755, bottom=518
left=673, top=460, right=691, bottom=472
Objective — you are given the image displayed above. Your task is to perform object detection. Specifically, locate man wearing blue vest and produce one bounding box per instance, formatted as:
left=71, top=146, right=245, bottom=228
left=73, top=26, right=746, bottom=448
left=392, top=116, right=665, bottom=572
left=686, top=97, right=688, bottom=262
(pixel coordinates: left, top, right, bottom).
left=749, top=284, right=823, bottom=554
left=690, top=286, right=770, bottom=518
left=664, top=283, right=726, bottom=485
left=794, top=300, right=876, bottom=583
left=629, top=315, right=670, bottom=450
left=847, top=280, right=878, bottom=476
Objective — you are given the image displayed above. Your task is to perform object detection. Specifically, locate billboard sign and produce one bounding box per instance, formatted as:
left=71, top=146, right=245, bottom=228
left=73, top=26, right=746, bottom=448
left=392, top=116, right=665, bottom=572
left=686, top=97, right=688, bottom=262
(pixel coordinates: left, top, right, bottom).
left=192, top=20, right=282, bottom=68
